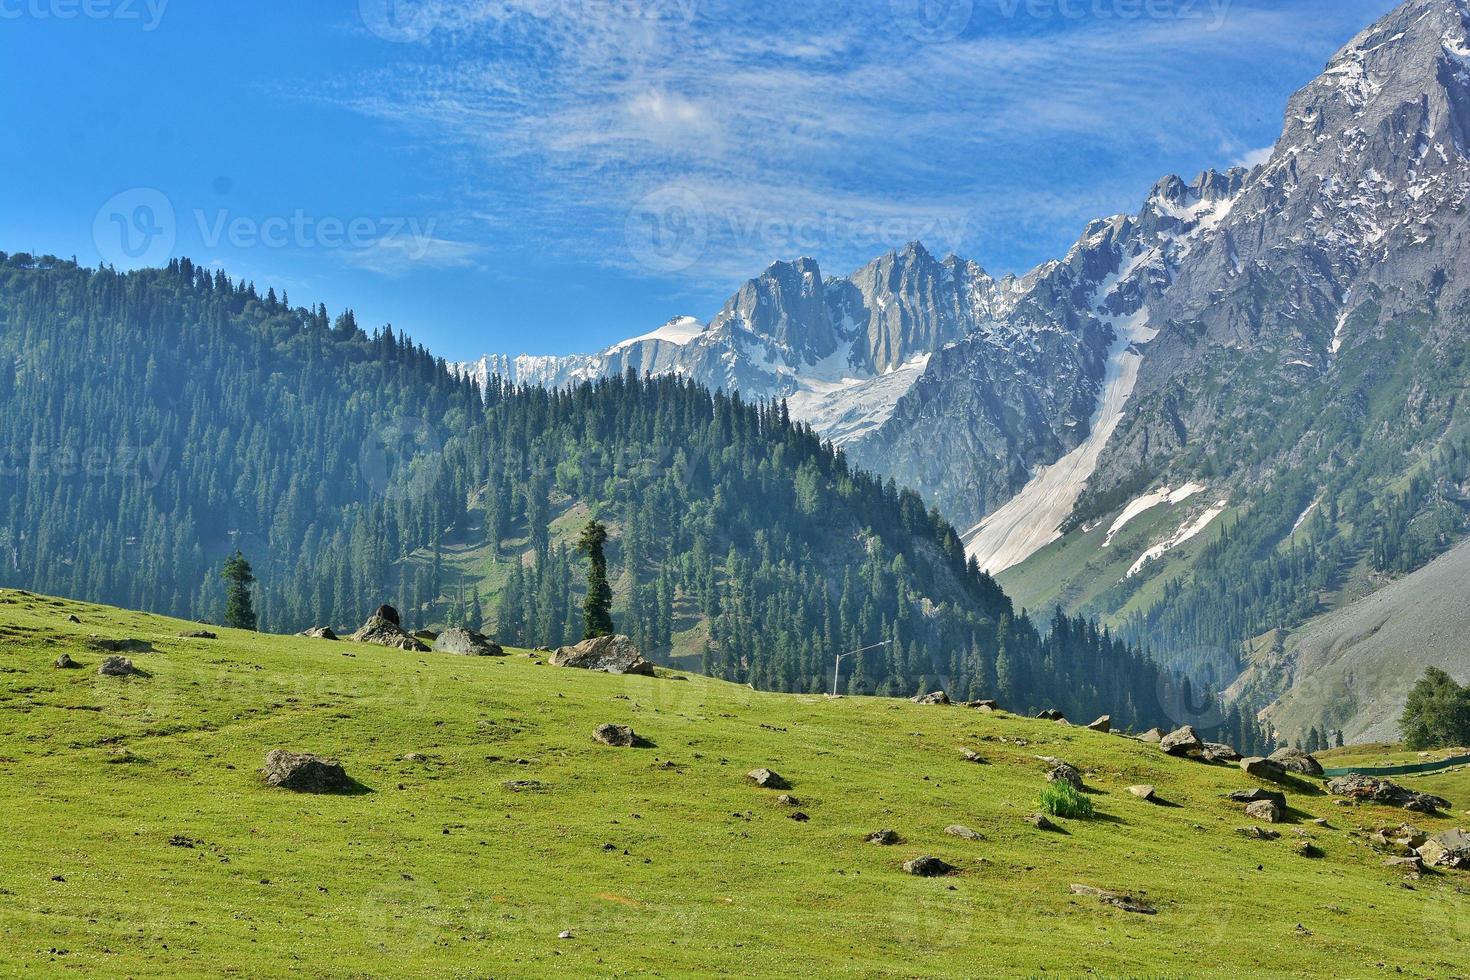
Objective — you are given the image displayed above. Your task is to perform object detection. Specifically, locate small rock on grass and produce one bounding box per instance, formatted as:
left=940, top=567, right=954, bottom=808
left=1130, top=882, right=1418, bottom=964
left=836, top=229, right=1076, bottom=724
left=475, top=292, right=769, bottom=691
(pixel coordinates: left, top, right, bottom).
left=867, top=829, right=901, bottom=846
left=1246, top=800, right=1284, bottom=824
left=1047, top=763, right=1083, bottom=789
left=1027, top=813, right=1059, bottom=832
left=1236, top=826, right=1280, bottom=841
left=262, top=750, right=351, bottom=794
left=54, top=653, right=77, bottom=669
left=746, top=768, right=790, bottom=790
left=1069, top=884, right=1155, bottom=915
left=903, top=856, right=956, bottom=877
left=945, top=825, right=985, bottom=841
left=1128, top=785, right=1157, bottom=801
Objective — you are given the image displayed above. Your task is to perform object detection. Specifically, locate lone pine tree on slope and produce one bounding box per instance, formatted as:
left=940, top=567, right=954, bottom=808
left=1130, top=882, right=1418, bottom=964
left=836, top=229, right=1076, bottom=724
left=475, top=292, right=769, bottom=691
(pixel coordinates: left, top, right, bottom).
left=577, top=520, right=615, bottom=640
left=221, top=551, right=257, bottom=631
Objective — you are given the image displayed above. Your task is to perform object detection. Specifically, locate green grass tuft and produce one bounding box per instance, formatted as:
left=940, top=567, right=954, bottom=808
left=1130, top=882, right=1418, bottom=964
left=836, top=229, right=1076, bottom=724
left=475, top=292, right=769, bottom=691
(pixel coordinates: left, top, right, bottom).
left=1039, top=781, right=1094, bottom=820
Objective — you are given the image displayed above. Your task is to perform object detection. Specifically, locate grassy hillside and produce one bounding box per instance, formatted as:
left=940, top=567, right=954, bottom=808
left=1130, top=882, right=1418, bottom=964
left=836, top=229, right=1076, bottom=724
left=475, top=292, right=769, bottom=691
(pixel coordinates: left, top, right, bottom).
left=3, top=588, right=1469, bottom=978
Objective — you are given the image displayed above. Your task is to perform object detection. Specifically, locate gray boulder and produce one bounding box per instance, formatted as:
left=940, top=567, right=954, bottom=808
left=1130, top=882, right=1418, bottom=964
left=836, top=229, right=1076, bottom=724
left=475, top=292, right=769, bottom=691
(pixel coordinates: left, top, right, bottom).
left=298, top=627, right=338, bottom=640
left=1137, top=728, right=1165, bottom=744
left=593, top=724, right=638, bottom=748
left=1236, top=826, right=1280, bottom=840
left=1035, top=708, right=1066, bottom=722
left=911, top=691, right=951, bottom=706
left=964, top=699, right=999, bottom=711
left=262, top=750, right=351, bottom=793
left=351, top=615, right=428, bottom=652
left=178, top=630, right=217, bottom=640
left=97, top=656, right=137, bottom=677
left=1327, top=774, right=1450, bottom=814
left=54, top=653, right=77, bottom=669
left=1159, top=726, right=1203, bottom=756
left=746, top=768, right=790, bottom=790
left=1240, top=757, right=1291, bottom=783
left=1087, top=715, right=1112, bottom=733
left=374, top=605, right=401, bottom=626
left=551, top=635, right=655, bottom=676
left=1128, top=785, right=1157, bottom=801
left=1415, top=829, right=1470, bottom=870
left=1203, top=743, right=1242, bottom=763
left=433, top=628, right=505, bottom=657
left=945, top=825, right=985, bottom=841
left=1245, top=799, right=1284, bottom=824
left=1047, top=762, right=1084, bottom=790
left=1269, top=748, right=1324, bottom=777
left=1228, top=788, right=1287, bottom=809
left=903, top=856, right=957, bottom=877
left=866, top=829, right=901, bottom=846
left=1027, top=813, right=1060, bottom=831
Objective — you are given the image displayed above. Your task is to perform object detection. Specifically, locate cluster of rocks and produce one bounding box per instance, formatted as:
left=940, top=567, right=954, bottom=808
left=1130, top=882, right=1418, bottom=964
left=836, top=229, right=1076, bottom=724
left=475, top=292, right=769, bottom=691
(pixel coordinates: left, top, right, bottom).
left=88, top=637, right=152, bottom=654
left=351, top=606, right=428, bottom=652
left=1069, top=884, right=1155, bottom=915
left=1327, top=773, right=1450, bottom=814
left=1365, top=823, right=1470, bottom=872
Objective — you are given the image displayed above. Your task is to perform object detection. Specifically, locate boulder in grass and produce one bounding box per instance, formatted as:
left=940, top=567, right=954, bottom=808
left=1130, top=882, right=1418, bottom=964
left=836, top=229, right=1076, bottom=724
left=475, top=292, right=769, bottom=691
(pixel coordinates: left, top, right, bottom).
left=911, top=691, right=951, bottom=706
left=433, top=628, right=505, bottom=657
left=1137, top=728, right=1165, bottom=744
left=1245, top=799, right=1284, bottom=824
left=1236, top=826, right=1280, bottom=841
left=1269, top=748, right=1324, bottom=777
left=1128, top=785, right=1157, bottom=801
left=866, top=829, right=901, bottom=846
left=1203, top=743, right=1242, bottom=763
left=374, top=605, right=401, bottom=626
left=945, top=825, right=985, bottom=841
left=54, top=653, right=77, bottom=669
left=351, top=615, right=429, bottom=652
left=1228, top=788, right=1287, bottom=809
left=1416, top=829, right=1470, bottom=870
left=1159, top=726, right=1203, bottom=756
left=263, top=750, right=351, bottom=793
left=1047, top=763, right=1084, bottom=790
left=746, top=768, right=790, bottom=790
left=1027, top=813, right=1060, bottom=832
left=964, top=699, right=999, bottom=711
left=65, top=614, right=81, bottom=624
left=1327, top=773, right=1448, bottom=814
left=1035, top=708, right=1066, bottom=722
left=551, top=635, right=655, bottom=676
left=903, top=856, right=957, bottom=877
left=593, top=724, right=638, bottom=748
left=179, top=630, right=217, bottom=640
left=1240, top=757, right=1291, bottom=784
left=97, top=656, right=138, bottom=677
left=1087, top=715, right=1112, bottom=733
left=299, top=627, right=338, bottom=641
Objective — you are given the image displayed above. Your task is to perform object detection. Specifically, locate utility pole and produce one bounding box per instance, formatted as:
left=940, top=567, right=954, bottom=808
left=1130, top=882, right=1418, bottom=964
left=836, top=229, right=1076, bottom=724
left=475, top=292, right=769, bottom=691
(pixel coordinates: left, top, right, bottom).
left=832, top=640, right=893, bottom=697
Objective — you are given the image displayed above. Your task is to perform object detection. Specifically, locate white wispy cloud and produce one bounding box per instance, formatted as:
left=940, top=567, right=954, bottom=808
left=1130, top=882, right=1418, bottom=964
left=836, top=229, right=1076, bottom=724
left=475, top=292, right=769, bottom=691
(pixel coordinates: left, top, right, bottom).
left=325, top=0, right=1396, bottom=288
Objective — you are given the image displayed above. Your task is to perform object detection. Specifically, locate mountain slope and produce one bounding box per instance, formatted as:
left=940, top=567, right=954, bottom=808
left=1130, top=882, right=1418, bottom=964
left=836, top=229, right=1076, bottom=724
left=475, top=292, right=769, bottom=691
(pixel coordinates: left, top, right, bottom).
left=0, top=254, right=1190, bottom=728
left=3, top=589, right=1467, bottom=977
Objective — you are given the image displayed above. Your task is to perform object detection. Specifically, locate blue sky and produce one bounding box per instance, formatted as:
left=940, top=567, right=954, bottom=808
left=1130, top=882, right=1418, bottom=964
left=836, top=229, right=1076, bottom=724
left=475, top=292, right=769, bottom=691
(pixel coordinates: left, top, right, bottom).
left=2, top=0, right=1395, bottom=360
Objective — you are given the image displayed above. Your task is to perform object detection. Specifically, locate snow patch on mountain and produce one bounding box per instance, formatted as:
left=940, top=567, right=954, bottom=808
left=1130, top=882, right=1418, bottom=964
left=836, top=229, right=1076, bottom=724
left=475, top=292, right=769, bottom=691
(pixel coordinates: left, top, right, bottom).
left=1102, top=483, right=1206, bottom=547
left=1127, top=500, right=1230, bottom=578
left=965, top=303, right=1158, bottom=574
left=610, top=316, right=706, bottom=352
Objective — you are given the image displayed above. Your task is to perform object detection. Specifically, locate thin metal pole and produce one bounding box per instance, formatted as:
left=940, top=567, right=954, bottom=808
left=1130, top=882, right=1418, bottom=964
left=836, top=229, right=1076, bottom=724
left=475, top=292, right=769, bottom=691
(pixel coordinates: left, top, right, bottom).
left=831, top=640, right=892, bottom=697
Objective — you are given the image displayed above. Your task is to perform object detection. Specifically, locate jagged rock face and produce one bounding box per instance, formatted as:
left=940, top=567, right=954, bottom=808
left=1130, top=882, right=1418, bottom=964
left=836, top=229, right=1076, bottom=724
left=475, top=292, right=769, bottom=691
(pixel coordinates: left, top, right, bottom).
left=1094, top=0, right=1470, bottom=494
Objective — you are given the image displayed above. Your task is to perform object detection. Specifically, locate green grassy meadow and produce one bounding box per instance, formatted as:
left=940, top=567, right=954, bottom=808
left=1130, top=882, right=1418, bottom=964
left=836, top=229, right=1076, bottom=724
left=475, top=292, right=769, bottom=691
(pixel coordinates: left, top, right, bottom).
left=2, top=589, right=1469, bottom=978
